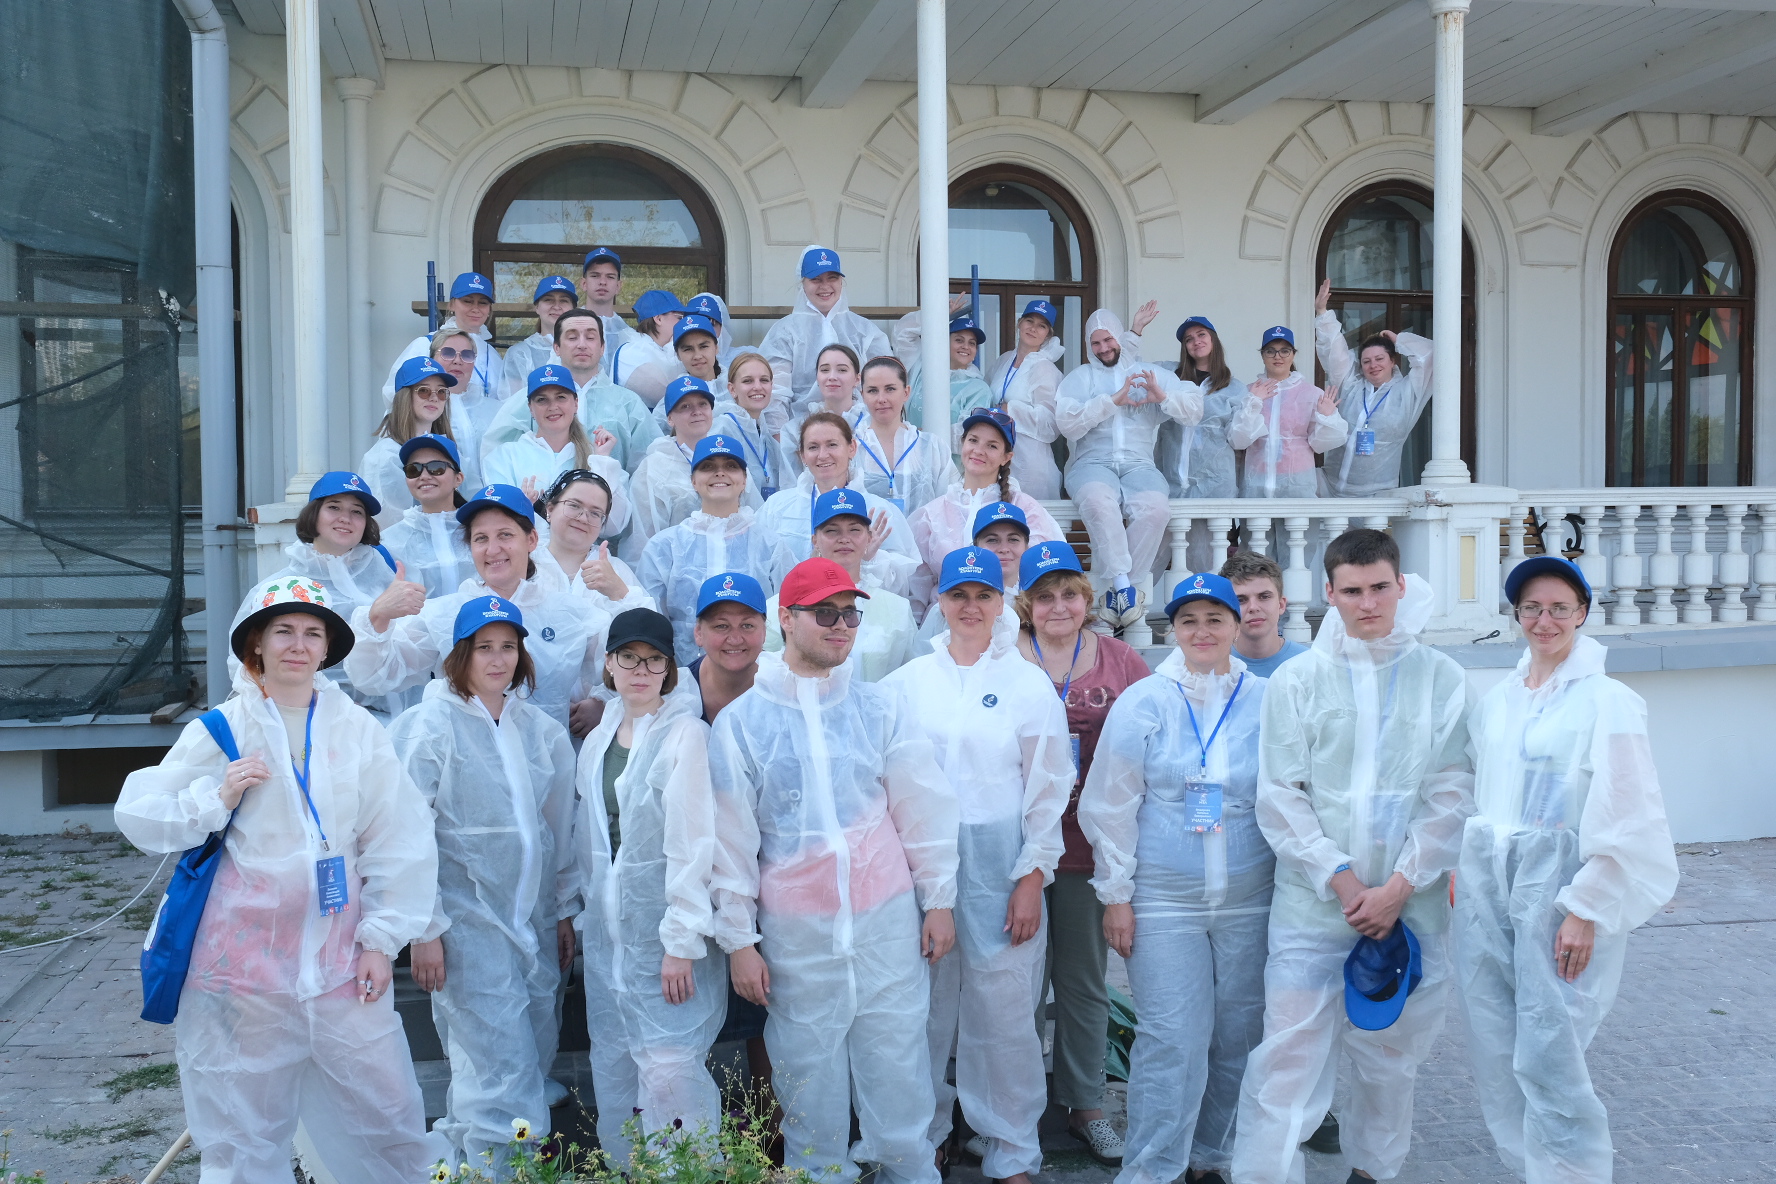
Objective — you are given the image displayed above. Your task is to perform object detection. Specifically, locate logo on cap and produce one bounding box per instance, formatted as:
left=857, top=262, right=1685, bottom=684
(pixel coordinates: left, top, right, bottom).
left=959, top=550, right=984, bottom=574
left=468, top=275, right=486, bottom=289
left=711, top=440, right=730, bottom=453
left=817, top=252, right=833, bottom=267
left=833, top=492, right=852, bottom=510
left=348, top=475, right=362, bottom=489
left=717, top=576, right=738, bottom=598
left=1193, top=575, right=1206, bottom=589
left=481, top=486, right=497, bottom=499
left=1036, top=545, right=1058, bottom=568
left=486, top=597, right=507, bottom=618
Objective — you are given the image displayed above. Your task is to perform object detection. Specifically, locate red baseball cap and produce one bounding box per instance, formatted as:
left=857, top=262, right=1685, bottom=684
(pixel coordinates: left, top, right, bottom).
left=779, top=558, right=871, bottom=608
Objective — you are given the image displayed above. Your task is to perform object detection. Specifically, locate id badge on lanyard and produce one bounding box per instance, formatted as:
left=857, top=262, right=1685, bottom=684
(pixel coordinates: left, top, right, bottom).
left=1183, top=775, right=1224, bottom=834
left=1069, top=732, right=1082, bottom=775
left=887, top=496, right=907, bottom=514
left=290, top=696, right=348, bottom=916
left=1354, top=429, right=1376, bottom=456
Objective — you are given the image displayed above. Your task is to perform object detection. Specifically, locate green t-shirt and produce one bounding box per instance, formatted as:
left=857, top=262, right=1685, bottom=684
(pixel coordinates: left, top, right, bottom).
left=602, top=741, right=629, bottom=852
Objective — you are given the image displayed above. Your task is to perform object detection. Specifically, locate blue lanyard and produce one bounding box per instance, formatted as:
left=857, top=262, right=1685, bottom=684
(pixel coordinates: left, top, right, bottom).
left=287, top=693, right=329, bottom=849
left=852, top=417, right=921, bottom=493
left=1179, top=673, right=1245, bottom=773
left=1032, top=631, right=1084, bottom=702
left=1359, top=381, right=1392, bottom=427
left=998, top=359, right=1022, bottom=403
left=723, top=411, right=773, bottom=480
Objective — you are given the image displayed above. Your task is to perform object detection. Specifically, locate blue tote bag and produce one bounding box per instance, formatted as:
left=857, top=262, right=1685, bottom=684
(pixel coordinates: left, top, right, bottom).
left=139, top=708, right=242, bottom=1024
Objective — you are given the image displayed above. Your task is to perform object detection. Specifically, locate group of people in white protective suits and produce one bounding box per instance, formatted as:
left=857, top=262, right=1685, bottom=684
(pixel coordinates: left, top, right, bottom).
left=111, top=239, right=1677, bottom=1184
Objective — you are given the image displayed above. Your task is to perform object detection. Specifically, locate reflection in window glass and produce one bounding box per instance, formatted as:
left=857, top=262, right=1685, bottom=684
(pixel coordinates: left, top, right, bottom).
left=490, top=261, right=706, bottom=346
left=949, top=181, right=1081, bottom=282
left=496, top=157, right=701, bottom=247
left=1616, top=204, right=1741, bottom=296
left=1686, top=306, right=1742, bottom=486
left=1326, top=195, right=1434, bottom=291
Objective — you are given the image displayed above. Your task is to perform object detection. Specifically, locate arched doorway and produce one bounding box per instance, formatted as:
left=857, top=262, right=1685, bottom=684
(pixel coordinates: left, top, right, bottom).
left=1315, top=182, right=1476, bottom=484
left=473, top=144, right=725, bottom=342
left=1608, top=191, right=1753, bottom=487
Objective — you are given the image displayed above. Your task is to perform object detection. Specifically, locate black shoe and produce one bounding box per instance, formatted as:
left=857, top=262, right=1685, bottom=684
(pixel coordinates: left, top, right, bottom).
left=1344, top=1172, right=1374, bottom=1184
left=1302, top=1111, right=1341, bottom=1155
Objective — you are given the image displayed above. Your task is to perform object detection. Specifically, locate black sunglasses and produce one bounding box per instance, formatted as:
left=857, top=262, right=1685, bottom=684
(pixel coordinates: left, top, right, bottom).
left=403, top=460, right=457, bottom=478
left=790, top=604, right=863, bottom=628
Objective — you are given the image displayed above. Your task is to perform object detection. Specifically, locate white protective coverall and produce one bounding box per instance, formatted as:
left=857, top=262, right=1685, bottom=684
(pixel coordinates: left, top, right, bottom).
left=1055, top=311, right=1203, bottom=587
left=638, top=508, right=795, bottom=661
left=1179, top=377, right=1244, bottom=500
left=762, top=575, right=917, bottom=682
left=881, top=632, right=1071, bottom=1181
left=1233, top=575, right=1473, bottom=1184
left=482, top=372, right=664, bottom=473
left=1313, top=313, right=1434, bottom=498
left=389, top=681, right=577, bottom=1168
left=383, top=318, right=505, bottom=414
left=709, top=651, right=959, bottom=1184
left=757, top=474, right=921, bottom=596
left=577, top=691, right=726, bottom=1163
left=255, top=543, right=402, bottom=716
left=1226, top=375, right=1348, bottom=500
left=847, top=411, right=960, bottom=518
left=907, top=482, right=1064, bottom=612
left=890, top=311, right=998, bottom=433
left=114, top=665, right=439, bottom=1183
left=534, top=546, right=657, bottom=618
left=344, top=566, right=611, bottom=735
left=382, top=506, right=474, bottom=599
left=712, top=399, right=792, bottom=501
left=608, top=333, right=685, bottom=410
left=984, top=339, right=1067, bottom=500
left=628, top=436, right=768, bottom=556
left=1079, top=651, right=1275, bottom=1183
left=1456, top=633, right=1677, bottom=1183
left=481, top=438, right=632, bottom=515
left=500, top=311, right=642, bottom=401
left=758, top=258, right=892, bottom=435
left=690, top=292, right=738, bottom=367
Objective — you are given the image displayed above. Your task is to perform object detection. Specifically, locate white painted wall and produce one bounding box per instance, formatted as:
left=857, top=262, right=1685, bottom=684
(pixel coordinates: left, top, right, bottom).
left=0, top=752, right=118, bottom=838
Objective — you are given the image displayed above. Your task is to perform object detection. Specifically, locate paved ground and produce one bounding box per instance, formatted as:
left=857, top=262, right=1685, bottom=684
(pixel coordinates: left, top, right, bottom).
left=0, top=832, right=1771, bottom=1183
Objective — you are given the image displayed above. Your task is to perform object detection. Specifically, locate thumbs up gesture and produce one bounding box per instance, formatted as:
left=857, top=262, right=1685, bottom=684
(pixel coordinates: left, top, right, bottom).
left=369, top=559, right=427, bottom=633
left=579, top=541, right=629, bottom=600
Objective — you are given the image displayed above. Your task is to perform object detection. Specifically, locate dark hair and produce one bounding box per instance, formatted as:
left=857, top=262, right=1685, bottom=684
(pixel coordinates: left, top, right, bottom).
left=957, top=417, right=1015, bottom=503
left=601, top=643, right=681, bottom=695
left=1176, top=324, right=1233, bottom=394
left=296, top=497, right=381, bottom=548
left=1219, top=550, right=1284, bottom=596
left=1323, top=527, right=1400, bottom=581
left=798, top=410, right=854, bottom=451
left=1358, top=335, right=1401, bottom=368
left=637, top=314, right=677, bottom=342
left=460, top=505, right=539, bottom=581
left=674, top=328, right=723, bottom=378
left=553, top=307, right=603, bottom=346
left=816, top=343, right=861, bottom=374
left=539, top=468, right=613, bottom=520
left=861, top=355, right=908, bottom=386
left=442, top=624, right=537, bottom=700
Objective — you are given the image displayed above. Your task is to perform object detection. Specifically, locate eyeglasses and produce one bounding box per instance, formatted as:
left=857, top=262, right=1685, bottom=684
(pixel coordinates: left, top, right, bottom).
left=790, top=604, right=863, bottom=628
left=555, top=497, right=607, bottom=524
left=612, top=649, right=669, bottom=673
left=1515, top=603, right=1582, bottom=621
left=436, top=346, right=477, bottom=362
left=403, top=460, right=456, bottom=478
left=1261, top=346, right=1295, bottom=358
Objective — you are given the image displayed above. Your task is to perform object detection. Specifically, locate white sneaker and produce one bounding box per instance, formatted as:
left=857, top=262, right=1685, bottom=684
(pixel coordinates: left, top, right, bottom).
left=963, top=1135, right=991, bottom=1161
left=1069, top=1118, right=1124, bottom=1165
left=544, top=1077, right=569, bottom=1107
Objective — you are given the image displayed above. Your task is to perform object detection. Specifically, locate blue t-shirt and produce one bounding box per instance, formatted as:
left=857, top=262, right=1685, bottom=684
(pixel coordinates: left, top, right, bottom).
left=1236, top=638, right=1309, bottom=679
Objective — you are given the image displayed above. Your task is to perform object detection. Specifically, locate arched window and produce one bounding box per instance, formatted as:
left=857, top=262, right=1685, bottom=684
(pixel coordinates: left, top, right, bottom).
left=1315, top=182, right=1476, bottom=483
left=1608, top=192, right=1753, bottom=487
left=947, top=167, right=1098, bottom=368
left=474, top=144, right=725, bottom=341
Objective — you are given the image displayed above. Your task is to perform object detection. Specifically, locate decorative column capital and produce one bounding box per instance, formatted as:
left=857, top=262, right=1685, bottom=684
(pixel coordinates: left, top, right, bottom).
left=335, top=76, right=376, bottom=101
left=1429, top=0, right=1471, bottom=15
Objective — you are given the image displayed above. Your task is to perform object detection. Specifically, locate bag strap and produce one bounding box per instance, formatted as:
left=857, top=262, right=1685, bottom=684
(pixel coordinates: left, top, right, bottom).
left=373, top=543, right=398, bottom=572
left=197, top=708, right=245, bottom=836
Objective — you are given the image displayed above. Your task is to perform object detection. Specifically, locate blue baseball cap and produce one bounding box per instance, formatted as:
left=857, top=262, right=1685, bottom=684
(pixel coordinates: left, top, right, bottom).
left=811, top=487, right=870, bottom=532
left=582, top=247, right=622, bottom=274
left=394, top=355, right=457, bottom=390
left=672, top=314, right=719, bottom=345
left=938, top=546, right=1003, bottom=594
left=1020, top=299, right=1057, bottom=328
left=1260, top=325, right=1295, bottom=350
left=456, top=483, right=535, bottom=526
left=949, top=315, right=985, bottom=344
left=690, top=433, right=744, bottom=471
left=452, top=594, right=528, bottom=644
left=633, top=289, right=688, bottom=321
left=1345, top=922, right=1423, bottom=1032
left=1504, top=555, right=1593, bottom=606
left=971, top=501, right=1029, bottom=541
left=398, top=433, right=462, bottom=470
left=308, top=471, right=381, bottom=517
left=532, top=275, right=579, bottom=304
left=1176, top=316, right=1215, bottom=341
left=696, top=571, right=768, bottom=617
left=686, top=294, right=724, bottom=323
left=528, top=363, right=577, bottom=398
left=801, top=246, right=843, bottom=279
left=449, top=272, right=493, bottom=301
left=1020, top=539, right=1084, bottom=586
left=1165, top=571, right=1242, bottom=620
left=960, top=407, right=1017, bottom=449
left=663, top=374, right=716, bottom=413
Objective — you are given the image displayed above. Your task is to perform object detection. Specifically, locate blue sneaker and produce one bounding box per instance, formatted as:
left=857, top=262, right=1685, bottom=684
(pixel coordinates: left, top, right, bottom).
left=1104, top=583, right=1137, bottom=618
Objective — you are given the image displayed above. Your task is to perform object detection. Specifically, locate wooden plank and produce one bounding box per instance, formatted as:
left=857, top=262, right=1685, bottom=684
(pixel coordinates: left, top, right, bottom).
left=0, top=303, right=168, bottom=321
left=704, top=0, right=770, bottom=75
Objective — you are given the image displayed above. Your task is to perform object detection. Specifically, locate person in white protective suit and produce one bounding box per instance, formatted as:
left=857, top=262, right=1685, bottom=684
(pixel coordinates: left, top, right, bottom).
left=482, top=309, right=662, bottom=474
left=1227, top=325, right=1347, bottom=501
left=1169, top=318, right=1243, bottom=575
left=759, top=246, right=892, bottom=436
left=576, top=608, right=726, bottom=1164
left=346, top=483, right=612, bottom=736
left=1232, top=528, right=1473, bottom=1184
left=759, top=412, right=921, bottom=596
left=1312, top=279, right=1435, bottom=498
left=1081, top=572, right=1275, bottom=1184
left=712, top=352, right=793, bottom=502
left=382, top=270, right=505, bottom=411
left=848, top=355, right=958, bottom=517
left=498, top=275, right=584, bottom=399
left=116, top=576, right=439, bottom=1183
left=1458, top=556, right=1677, bottom=1184
left=581, top=247, right=642, bottom=355
left=606, top=289, right=689, bottom=409
left=892, top=298, right=998, bottom=433
left=362, top=356, right=462, bottom=526
left=882, top=548, right=1071, bottom=1184
left=672, top=311, right=728, bottom=402
left=913, top=499, right=1031, bottom=647
left=533, top=469, right=653, bottom=625
left=685, top=292, right=738, bottom=367
left=631, top=376, right=767, bottom=556
left=380, top=434, right=475, bottom=599
left=710, top=557, right=960, bottom=1184
left=393, top=596, right=578, bottom=1170
left=1055, top=309, right=1203, bottom=626
left=783, top=344, right=867, bottom=465
left=424, top=325, right=500, bottom=491
left=640, top=432, right=795, bottom=662
left=483, top=364, right=628, bottom=500
left=984, top=299, right=1068, bottom=500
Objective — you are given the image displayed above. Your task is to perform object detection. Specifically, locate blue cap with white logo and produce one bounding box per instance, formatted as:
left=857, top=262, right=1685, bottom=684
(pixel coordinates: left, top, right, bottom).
left=811, top=487, right=870, bottom=532
left=1164, top=571, right=1242, bottom=620
left=528, top=364, right=577, bottom=398
left=691, top=433, right=744, bottom=471
left=394, top=355, right=457, bottom=391
left=449, top=272, right=493, bottom=301
left=1021, top=299, right=1058, bottom=328
left=949, top=316, right=986, bottom=344
left=960, top=407, right=1017, bottom=449
left=582, top=247, right=622, bottom=274
left=971, top=501, right=1029, bottom=541
left=663, top=374, right=715, bottom=413
left=1345, top=922, right=1423, bottom=1031
left=696, top=571, right=768, bottom=617
left=1020, top=539, right=1084, bottom=587
left=1260, top=325, right=1296, bottom=350
left=633, top=289, right=688, bottom=321
left=801, top=246, right=843, bottom=279
left=452, top=595, right=528, bottom=644
left=308, top=470, right=382, bottom=517
left=398, top=433, right=462, bottom=470
left=673, top=314, right=719, bottom=345
left=686, top=294, right=724, bottom=323
left=456, top=483, right=535, bottom=526
left=1504, top=555, right=1593, bottom=606
left=938, top=547, right=1004, bottom=594
left=532, top=275, right=579, bottom=304
left=1177, top=316, right=1215, bottom=342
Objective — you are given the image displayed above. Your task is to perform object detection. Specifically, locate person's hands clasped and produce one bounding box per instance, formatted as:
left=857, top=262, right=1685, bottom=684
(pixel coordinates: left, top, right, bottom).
left=1333, top=869, right=1414, bottom=940
left=1554, top=913, right=1596, bottom=982
left=921, top=908, right=956, bottom=963
left=661, top=954, right=697, bottom=1005
left=1103, top=901, right=1135, bottom=959
left=730, top=945, right=770, bottom=1007
left=1112, top=376, right=1139, bottom=407
left=1138, top=369, right=1166, bottom=404
left=1004, top=871, right=1045, bottom=947
left=219, top=753, right=272, bottom=810
left=409, top=938, right=446, bottom=992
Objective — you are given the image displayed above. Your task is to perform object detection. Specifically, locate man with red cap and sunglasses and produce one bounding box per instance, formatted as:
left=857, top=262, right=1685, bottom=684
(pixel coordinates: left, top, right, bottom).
left=709, top=557, right=959, bottom=1184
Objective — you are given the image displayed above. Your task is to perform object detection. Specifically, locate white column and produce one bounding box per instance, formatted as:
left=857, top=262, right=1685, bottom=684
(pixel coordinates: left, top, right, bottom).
left=285, top=0, right=328, bottom=498
left=337, top=78, right=375, bottom=448
left=1423, top=0, right=1471, bottom=483
left=916, top=0, right=952, bottom=443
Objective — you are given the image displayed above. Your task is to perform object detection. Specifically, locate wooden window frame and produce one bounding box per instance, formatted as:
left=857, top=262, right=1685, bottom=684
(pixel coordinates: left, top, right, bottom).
left=944, top=165, right=1099, bottom=349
